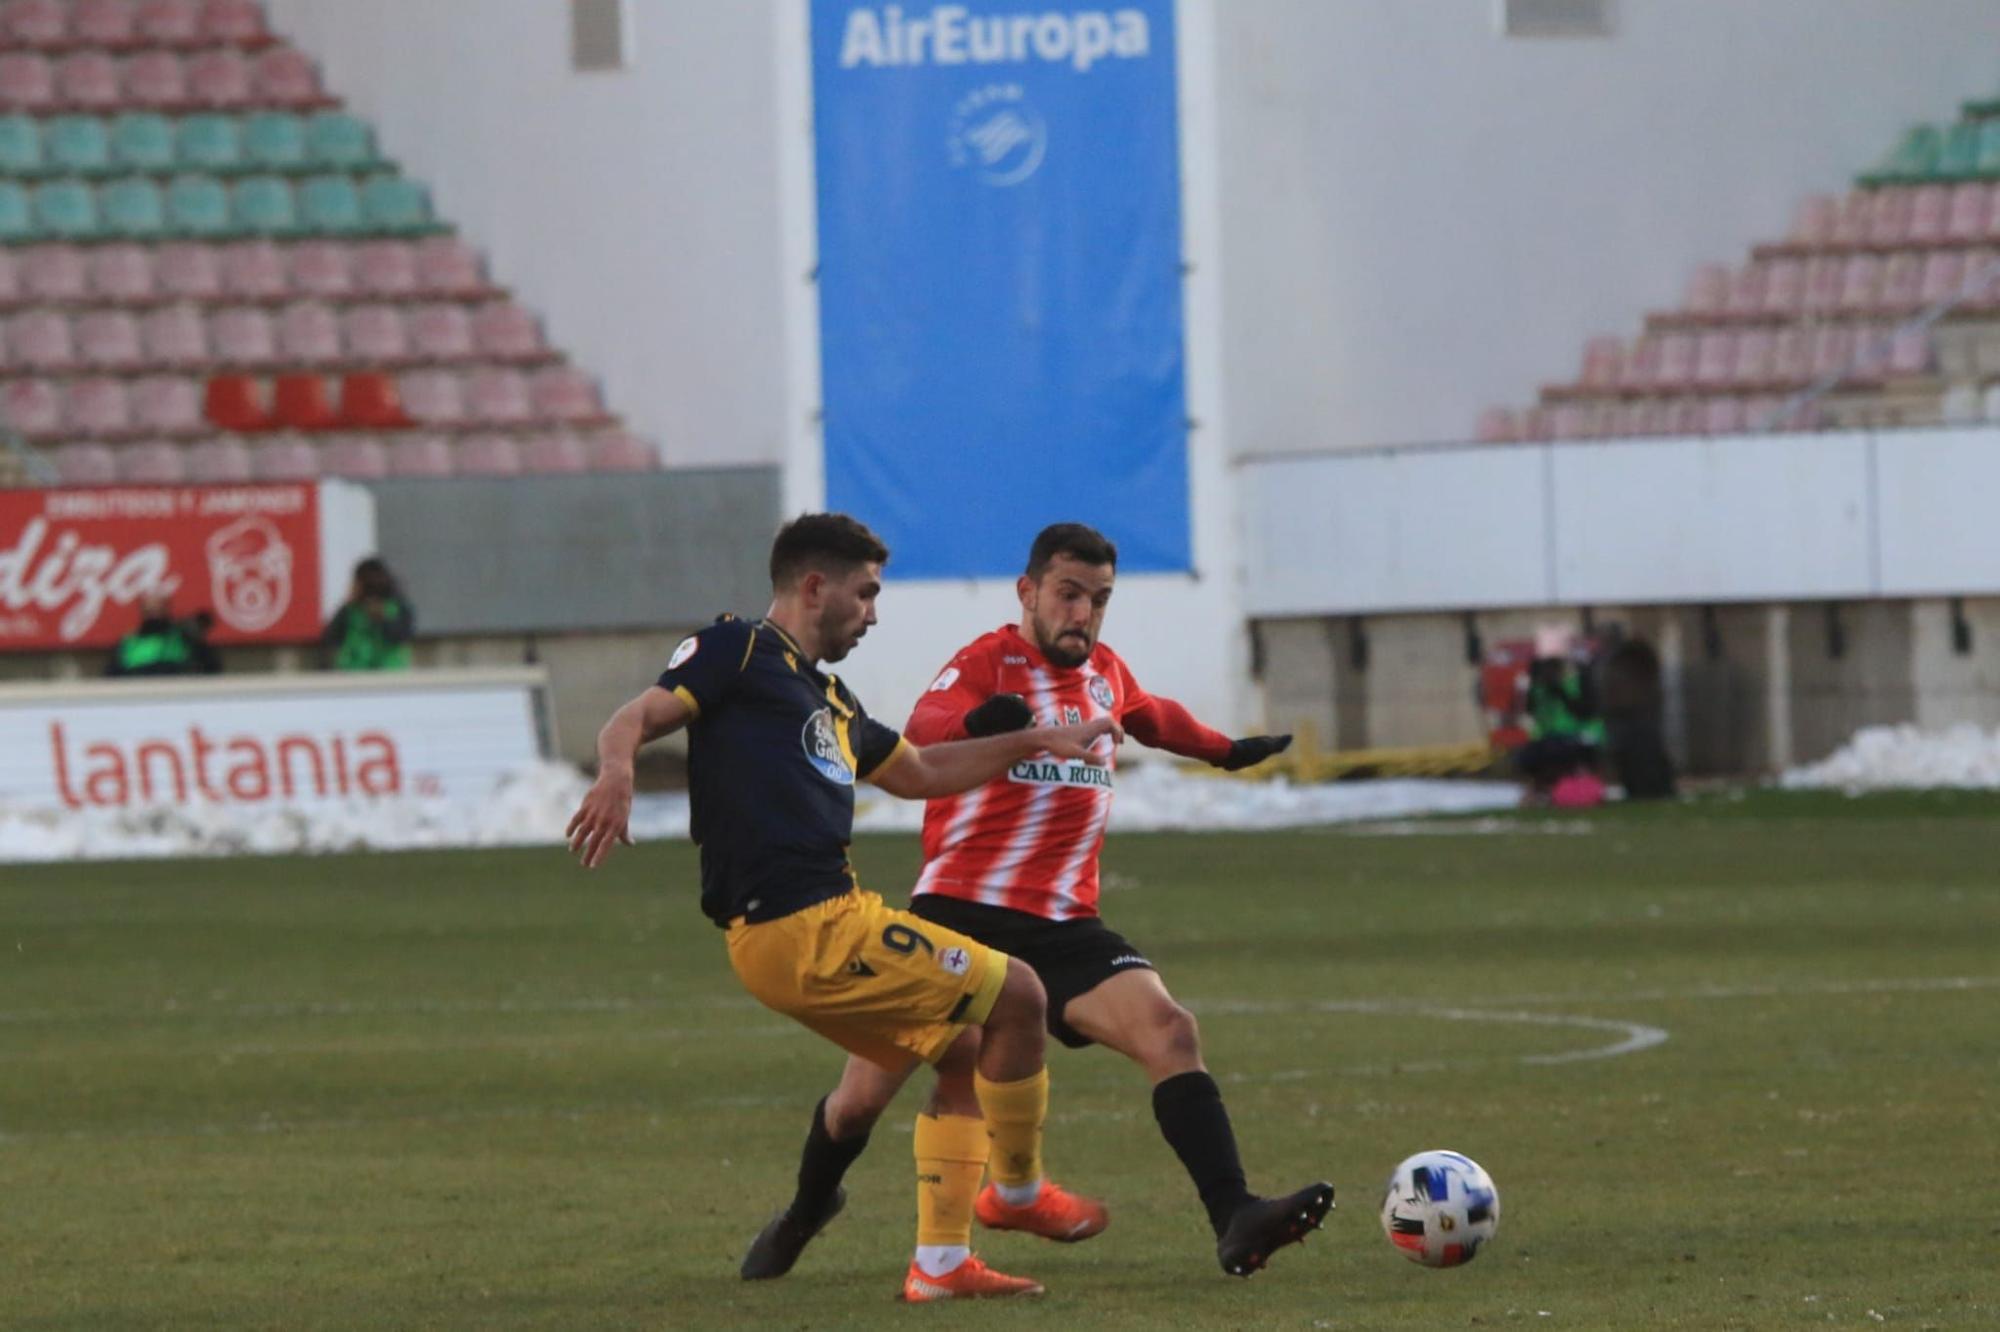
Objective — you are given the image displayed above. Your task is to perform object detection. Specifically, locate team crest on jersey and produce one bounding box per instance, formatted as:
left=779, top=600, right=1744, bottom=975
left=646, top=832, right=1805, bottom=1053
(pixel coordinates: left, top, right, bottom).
left=928, top=666, right=961, bottom=693
left=667, top=636, right=698, bottom=670
left=1062, top=706, right=1082, bottom=725
left=938, top=946, right=971, bottom=976
left=801, top=708, right=855, bottom=785
left=1088, top=675, right=1114, bottom=710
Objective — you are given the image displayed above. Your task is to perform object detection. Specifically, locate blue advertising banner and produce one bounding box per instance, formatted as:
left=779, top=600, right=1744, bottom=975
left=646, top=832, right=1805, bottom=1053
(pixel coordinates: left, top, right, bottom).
left=811, top=1, right=1189, bottom=578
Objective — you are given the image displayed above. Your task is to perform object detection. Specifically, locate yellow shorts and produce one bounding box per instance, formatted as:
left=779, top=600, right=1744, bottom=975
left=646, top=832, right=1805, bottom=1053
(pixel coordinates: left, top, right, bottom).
left=726, top=889, right=1010, bottom=1070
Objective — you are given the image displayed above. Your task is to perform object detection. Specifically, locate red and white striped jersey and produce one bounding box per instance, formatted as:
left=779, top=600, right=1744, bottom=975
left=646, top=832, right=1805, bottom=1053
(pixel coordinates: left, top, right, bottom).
left=907, top=624, right=1231, bottom=921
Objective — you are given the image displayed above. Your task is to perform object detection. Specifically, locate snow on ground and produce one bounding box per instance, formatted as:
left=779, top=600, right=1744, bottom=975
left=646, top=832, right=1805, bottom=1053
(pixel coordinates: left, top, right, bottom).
left=1780, top=723, right=2000, bottom=791
left=0, top=761, right=1521, bottom=863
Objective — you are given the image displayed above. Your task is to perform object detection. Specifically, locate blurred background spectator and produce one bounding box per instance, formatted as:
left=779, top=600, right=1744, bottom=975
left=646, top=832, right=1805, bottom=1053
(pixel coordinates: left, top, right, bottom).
left=320, top=556, right=414, bottom=671
left=106, top=593, right=220, bottom=677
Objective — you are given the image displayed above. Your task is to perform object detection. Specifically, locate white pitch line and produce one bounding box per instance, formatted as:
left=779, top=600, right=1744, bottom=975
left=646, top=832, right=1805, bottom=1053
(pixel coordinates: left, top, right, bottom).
left=1191, top=998, right=1669, bottom=1067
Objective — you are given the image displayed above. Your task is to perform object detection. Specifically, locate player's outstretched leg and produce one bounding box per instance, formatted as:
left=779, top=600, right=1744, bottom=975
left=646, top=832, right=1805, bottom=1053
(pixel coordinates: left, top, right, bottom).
left=1215, top=1180, right=1337, bottom=1277
left=741, top=1061, right=906, bottom=1280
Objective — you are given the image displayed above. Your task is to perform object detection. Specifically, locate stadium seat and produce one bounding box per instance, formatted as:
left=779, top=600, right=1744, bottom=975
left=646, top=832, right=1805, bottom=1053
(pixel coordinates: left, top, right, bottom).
left=355, top=239, right=417, bottom=295
left=406, top=303, right=471, bottom=361
left=219, top=238, right=285, bottom=297
left=129, top=373, right=203, bottom=431
left=296, top=173, right=363, bottom=233
left=1830, top=192, right=1871, bottom=247
left=1835, top=253, right=1882, bottom=315
left=154, top=240, right=221, bottom=297
left=200, top=0, right=269, bottom=45
left=45, top=116, right=113, bottom=175
left=453, top=432, right=521, bottom=476
left=0, top=248, right=20, bottom=303
left=249, top=433, right=320, bottom=479
left=360, top=175, right=434, bottom=233
left=414, top=235, right=484, bottom=293
left=209, top=305, right=276, bottom=364
left=1877, top=251, right=1923, bottom=313
left=231, top=174, right=297, bottom=235
left=67, top=377, right=132, bottom=435
left=1692, top=331, right=1736, bottom=388
left=1771, top=327, right=1814, bottom=385
left=122, top=50, right=189, bottom=106
left=530, top=366, right=604, bottom=421
left=185, top=49, right=252, bottom=107
left=341, top=304, right=407, bottom=363
left=307, top=112, right=379, bottom=170
left=1810, top=325, right=1855, bottom=381
left=336, top=369, right=408, bottom=427
left=73, top=0, right=140, bottom=47
left=1, top=377, right=63, bottom=435
left=1944, top=182, right=1989, bottom=243
left=1472, top=406, right=1518, bottom=443
left=319, top=434, right=388, bottom=479
left=1652, top=333, right=1697, bottom=391
left=54, top=441, right=119, bottom=486
left=397, top=368, right=464, bottom=424
left=1617, top=335, right=1662, bottom=391
left=0, top=113, right=42, bottom=174
left=289, top=240, right=352, bottom=296
left=277, top=301, right=341, bottom=362
left=176, top=114, right=242, bottom=171
left=1917, top=250, right=1965, bottom=307
left=1800, top=256, right=1843, bottom=314
left=270, top=370, right=336, bottom=429
left=1731, top=328, right=1775, bottom=387
left=21, top=243, right=87, bottom=300
left=76, top=309, right=144, bottom=369
left=387, top=432, right=452, bottom=477
left=8, top=308, right=75, bottom=368
left=186, top=436, right=252, bottom=481
left=1575, top=334, right=1624, bottom=389
left=0, top=53, right=55, bottom=111
left=464, top=367, right=530, bottom=424
left=166, top=172, right=232, bottom=236
left=34, top=179, right=101, bottom=239
left=1516, top=406, right=1553, bottom=441
left=119, top=439, right=189, bottom=483
left=587, top=432, right=657, bottom=472
left=251, top=48, right=323, bottom=106
left=112, top=112, right=177, bottom=172
left=1664, top=398, right=1706, bottom=436
left=3, top=0, right=68, bottom=47
left=202, top=371, right=265, bottom=429
left=1761, top=258, right=1805, bottom=317
left=1906, top=185, right=1949, bottom=245
left=1788, top=194, right=1837, bottom=247
left=137, top=0, right=203, bottom=45
left=142, top=302, right=220, bottom=370
left=56, top=52, right=122, bottom=110
left=100, top=176, right=167, bottom=236
left=1867, top=188, right=1912, bottom=247
left=522, top=431, right=588, bottom=474
left=1682, top=264, right=1729, bottom=319
left=1885, top=327, right=1930, bottom=377
left=244, top=112, right=307, bottom=171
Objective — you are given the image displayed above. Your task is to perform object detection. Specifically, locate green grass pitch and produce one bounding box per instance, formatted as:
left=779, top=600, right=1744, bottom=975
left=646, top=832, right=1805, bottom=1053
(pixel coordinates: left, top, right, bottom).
left=4, top=791, right=1998, bottom=1329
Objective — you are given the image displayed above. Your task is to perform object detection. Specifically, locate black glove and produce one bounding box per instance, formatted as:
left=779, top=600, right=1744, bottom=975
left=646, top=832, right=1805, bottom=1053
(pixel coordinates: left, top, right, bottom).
left=1215, top=734, right=1293, bottom=772
left=964, top=692, right=1035, bottom=737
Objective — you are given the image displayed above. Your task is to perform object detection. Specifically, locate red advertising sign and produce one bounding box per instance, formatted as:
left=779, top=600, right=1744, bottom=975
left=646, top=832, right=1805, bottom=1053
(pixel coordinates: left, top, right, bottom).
left=0, top=485, right=323, bottom=650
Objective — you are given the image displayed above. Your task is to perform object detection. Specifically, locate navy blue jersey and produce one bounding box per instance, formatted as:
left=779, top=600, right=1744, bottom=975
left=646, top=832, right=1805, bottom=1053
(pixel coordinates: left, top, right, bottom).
left=657, top=615, right=907, bottom=926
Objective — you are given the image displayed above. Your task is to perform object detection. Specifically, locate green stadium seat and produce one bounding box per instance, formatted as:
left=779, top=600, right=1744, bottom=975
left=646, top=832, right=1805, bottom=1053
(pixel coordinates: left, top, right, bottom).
left=44, top=116, right=112, bottom=175
left=166, top=173, right=232, bottom=237
left=243, top=112, right=308, bottom=171
left=306, top=112, right=380, bottom=170
left=360, top=174, right=434, bottom=233
left=100, top=177, right=166, bottom=237
left=0, top=181, right=33, bottom=242
left=1870, top=125, right=1941, bottom=184
left=177, top=114, right=243, bottom=173
left=297, top=173, right=364, bottom=234
left=33, top=179, right=100, bottom=238
left=111, top=113, right=176, bottom=173
left=1936, top=121, right=1981, bottom=179
left=1978, top=120, right=2000, bottom=178
left=0, top=113, right=43, bottom=175
left=231, top=174, right=298, bottom=235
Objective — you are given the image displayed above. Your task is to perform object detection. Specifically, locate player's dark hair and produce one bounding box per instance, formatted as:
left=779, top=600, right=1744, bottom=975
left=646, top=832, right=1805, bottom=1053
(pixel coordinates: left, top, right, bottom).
left=1025, top=523, right=1117, bottom=581
left=769, top=513, right=890, bottom=589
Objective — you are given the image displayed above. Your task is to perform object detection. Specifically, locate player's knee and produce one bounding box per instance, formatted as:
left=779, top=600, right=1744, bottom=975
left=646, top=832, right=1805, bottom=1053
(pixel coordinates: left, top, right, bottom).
left=823, top=1087, right=887, bottom=1138
left=990, top=956, right=1047, bottom=1027
left=934, top=1025, right=982, bottom=1077
left=1152, top=1002, right=1202, bottom=1063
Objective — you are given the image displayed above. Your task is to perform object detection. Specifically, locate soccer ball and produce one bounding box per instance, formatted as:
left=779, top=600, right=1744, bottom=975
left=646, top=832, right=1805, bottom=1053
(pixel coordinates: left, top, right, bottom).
left=1380, top=1150, right=1499, bottom=1268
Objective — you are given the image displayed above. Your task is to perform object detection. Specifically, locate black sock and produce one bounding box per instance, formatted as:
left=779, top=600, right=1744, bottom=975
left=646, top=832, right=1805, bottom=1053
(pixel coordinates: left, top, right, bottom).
left=790, top=1096, right=870, bottom=1220
left=1152, top=1071, right=1253, bottom=1236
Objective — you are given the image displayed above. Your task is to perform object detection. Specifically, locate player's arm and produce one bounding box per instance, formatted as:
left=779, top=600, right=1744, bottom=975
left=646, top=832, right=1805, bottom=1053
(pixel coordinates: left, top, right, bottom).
left=1118, top=662, right=1292, bottom=772
left=871, top=717, right=1124, bottom=800
left=567, top=687, right=690, bottom=869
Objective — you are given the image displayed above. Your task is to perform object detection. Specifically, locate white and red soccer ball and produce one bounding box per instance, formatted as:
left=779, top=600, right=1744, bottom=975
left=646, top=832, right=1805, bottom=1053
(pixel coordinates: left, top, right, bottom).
left=1380, top=1150, right=1500, bottom=1268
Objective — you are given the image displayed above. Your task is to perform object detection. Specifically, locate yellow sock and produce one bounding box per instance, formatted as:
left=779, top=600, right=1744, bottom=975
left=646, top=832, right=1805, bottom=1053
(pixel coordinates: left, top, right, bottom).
left=913, top=1112, right=989, bottom=1247
left=974, top=1067, right=1048, bottom=1188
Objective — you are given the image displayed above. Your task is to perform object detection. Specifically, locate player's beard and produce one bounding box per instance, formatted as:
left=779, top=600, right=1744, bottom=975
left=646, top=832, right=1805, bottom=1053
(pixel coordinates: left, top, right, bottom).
left=1034, top=619, right=1092, bottom=668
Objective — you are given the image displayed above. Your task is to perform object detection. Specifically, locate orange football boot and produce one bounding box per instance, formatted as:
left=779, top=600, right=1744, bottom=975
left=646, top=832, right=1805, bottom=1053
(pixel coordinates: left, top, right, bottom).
left=974, top=1180, right=1110, bottom=1242
left=898, top=1254, right=1046, bottom=1301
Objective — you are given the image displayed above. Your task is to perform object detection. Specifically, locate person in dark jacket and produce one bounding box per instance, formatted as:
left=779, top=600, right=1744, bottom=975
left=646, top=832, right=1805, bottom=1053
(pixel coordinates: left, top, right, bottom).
left=320, top=557, right=415, bottom=671
left=107, top=593, right=221, bottom=677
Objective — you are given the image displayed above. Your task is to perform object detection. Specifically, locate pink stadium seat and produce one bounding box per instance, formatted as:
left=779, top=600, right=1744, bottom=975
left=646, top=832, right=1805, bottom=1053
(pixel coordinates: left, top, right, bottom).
left=406, top=303, right=473, bottom=361
left=200, top=0, right=269, bottom=44
left=1809, top=325, right=1856, bottom=382
left=185, top=48, right=251, bottom=107
left=1835, top=253, right=1882, bottom=315
left=76, top=309, right=143, bottom=369
left=1618, top=335, right=1662, bottom=391
left=587, top=431, right=658, bottom=472
left=1885, top=327, right=1931, bottom=377
left=123, top=51, right=189, bottom=106
left=1692, top=331, right=1736, bottom=388
left=277, top=300, right=342, bottom=362
left=155, top=242, right=222, bottom=299
left=73, top=0, right=140, bottom=47
left=3, top=0, right=68, bottom=47
left=1731, top=328, right=1776, bottom=387
left=354, top=240, right=417, bottom=296
left=341, top=304, right=408, bottom=363
left=1723, top=264, right=1766, bottom=320
left=90, top=244, right=157, bottom=302
left=464, top=367, right=530, bottom=424
left=1983, top=185, right=2000, bottom=243
left=21, top=244, right=88, bottom=302
left=57, top=52, right=123, bottom=110
left=1944, top=183, right=1989, bottom=244
left=0, top=249, right=17, bottom=304
left=1966, top=249, right=2000, bottom=309
left=250, top=47, right=322, bottom=105
left=9, top=309, right=75, bottom=369
left=388, top=433, right=453, bottom=478
left=250, top=434, right=319, bottom=479
left=472, top=302, right=545, bottom=360
left=1472, top=406, right=1518, bottom=444
left=67, top=377, right=132, bottom=435
left=289, top=241, right=353, bottom=298
left=129, top=373, right=203, bottom=431
left=1917, top=251, right=1966, bottom=307
left=1700, top=397, right=1745, bottom=435
left=319, top=434, right=388, bottom=479
left=1788, top=194, right=1837, bottom=247
left=137, top=0, right=202, bottom=45
left=209, top=306, right=276, bottom=364
left=1800, top=256, right=1843, bottom=314
left=1516, top=407, right=1553, bottom=441
left=1771, top=327, right=1814, bottom=386
left=221, top=240, right=288, bottom=300
left=1601, top=401, right=1647, bottom=438
left=397, top=369, right=464, bottom=424
left=1866, top=188, right=1912, bottom=248
left=119, top=440, right=188, bottom=483
left=1576, top=334, right=1624, bottom=389
left=1, top=378, right=63, bottom=436
left=1548, top=403, right=1598, bottom=441
left=54, top=441, right=119, bottom=486
left=1906, top=185, right=1949, bottom=247
left=1761, top=258, right=1805, bottom=317
left=1652, top=333, right=1697, bottom=391
left=1848, top=324, right=1890, bottom=383
left=186, top=436, right=252, bottom=481
left=1830, top=191, right=1872, bottom=247
left=141, top=303, right=210, bottom=364
left=529, top=366, right=604, bottom=422
left=1682, top=264, right=1730, bottom=319
left=414, top=236, right=487, bottom=295
left=453, top=432, right=521, bottom=477
left=1664, top=399, right=1706, bottom=437
left=522, top=431, right=588, bottom=474
left=0, top=53, right=56, bottom=110
left=1877, top=251, right=1923, bottom=313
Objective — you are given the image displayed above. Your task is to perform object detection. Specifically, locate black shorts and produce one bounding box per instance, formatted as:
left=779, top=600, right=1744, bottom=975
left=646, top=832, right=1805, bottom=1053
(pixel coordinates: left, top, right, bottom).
left=910, top=894, right=1155, bottom=1049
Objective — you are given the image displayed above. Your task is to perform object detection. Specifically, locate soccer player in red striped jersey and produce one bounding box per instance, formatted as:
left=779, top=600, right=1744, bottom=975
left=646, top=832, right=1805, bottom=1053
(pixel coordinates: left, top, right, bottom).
left=742, top=523, right=1333, bottom=1283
